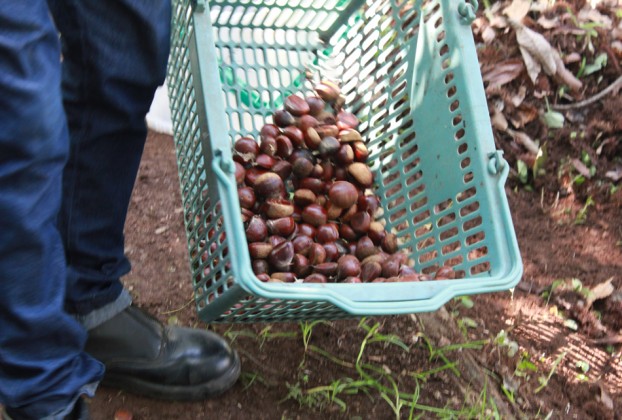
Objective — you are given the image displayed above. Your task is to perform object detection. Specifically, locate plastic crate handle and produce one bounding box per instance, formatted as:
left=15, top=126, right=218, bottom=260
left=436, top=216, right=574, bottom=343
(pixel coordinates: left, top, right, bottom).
left=458, top=0, right=478, bottom=23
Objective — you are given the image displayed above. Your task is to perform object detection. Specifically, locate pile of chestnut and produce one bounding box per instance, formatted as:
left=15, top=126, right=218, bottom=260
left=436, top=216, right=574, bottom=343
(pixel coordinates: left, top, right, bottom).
left=234, top=81, right=455, bottom=283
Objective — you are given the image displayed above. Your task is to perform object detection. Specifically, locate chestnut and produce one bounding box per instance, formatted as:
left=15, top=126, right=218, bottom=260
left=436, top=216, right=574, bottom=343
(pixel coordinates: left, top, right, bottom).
left=316, top=223, right=339, bottom=244
left=238, top=186, right=256, bottom=209
left=266, top=216, right=296, bottom=237
left=263, top=198, right=294, bottom=219
left=328, top=181, right=358, bottom=209
left=304, top=273, right=327, bottom=283
left=245, top=216, right=268, bottom=242
left=273, top=109, right=295, bottom=127
left=254, top=172, right=285, bottom=198
left=284, top=95, right=310, bottom=116
left=337, top=255, right=361, bottom=279
left=268, top=241, right=294, bottom=271
left=301, top=204, right=327, bottom=226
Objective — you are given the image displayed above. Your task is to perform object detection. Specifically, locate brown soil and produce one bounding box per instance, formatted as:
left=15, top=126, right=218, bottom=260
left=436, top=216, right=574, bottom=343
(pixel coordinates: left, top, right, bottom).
left=88, top=127, right=622, bottom=419
left=89, top=2, right=622, bottom=417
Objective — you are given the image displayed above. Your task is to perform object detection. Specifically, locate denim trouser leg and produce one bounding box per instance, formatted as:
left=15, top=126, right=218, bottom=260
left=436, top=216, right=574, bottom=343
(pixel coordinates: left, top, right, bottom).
left=0, top=0, right=171, bottom=418
left=0, top=2, right=104, bottom=418
left=49, top=0, right=171, bottom=316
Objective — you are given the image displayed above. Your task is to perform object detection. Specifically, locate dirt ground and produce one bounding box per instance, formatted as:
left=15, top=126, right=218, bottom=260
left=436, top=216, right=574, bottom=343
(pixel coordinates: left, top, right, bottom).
left=87, top=127, right=621, bottom=419
left=89, top=1, right=622, bottom=417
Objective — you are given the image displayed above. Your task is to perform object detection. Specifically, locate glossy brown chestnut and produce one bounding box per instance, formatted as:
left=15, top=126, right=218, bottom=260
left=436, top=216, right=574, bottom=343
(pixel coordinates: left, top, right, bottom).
left=234, top=137, right=257, bottom=160
left=252, top=259, right=269, bottom=275
left=301, top=204, right=327, bottom=226
left=360, top=261, right=382, bottom=282
left=273, top=109, right=295, bottom=127
left=303, top=127, right=322, bottom=150
left=298, top=177, right=325, bottom=195
left=259, top=136, right=278, bottom=157
left=335, top=144, right=354, bottom=165
left=308, top=243, right=326, bottom=265
left=328, top=181, right=358, bottom=209
left=348, top=162, right=373, bottom=187
left=352, top=141, right=369, bottom=162
left=244, top=167, right=268, bottom=187
left=253, top=172, right=285, bottom=198
left=260, top=124, right=281, bottom=140
left=381, top=233, right=398, bottom=254
left=292, top=235, right=313, bottom=256
left=337, top=110, right=359, bottom=130
left=355, top=236, right=377, bottom=260
left=350, top=211, right=371, bottom=234
left=284, top=95, right=310, bottom=116
left=297, top=223, right=317, bottom=238
left=271, top=160, right=292, bottom=180
left=256, top=273, right=271, bottom=282
left=314, top=262, right=338, bottom=277
left=291, top=156, right=315, bottom=179
left=293, top=189, right=317, bottom=208
left=318, top=136, right=340, bottom=157
left=316, top=223, right=339, bottom=244
left=268, top=241, right=294, bottom=271
left=275, top=135, right=294, bottom=159
left=238, top=186, right=255, bottom=209
left=234, top=161, right=246, bottom=185
left=263, top=198, right=294, bottom=219
left=337, top=255, right=361, bottom=279
left=248, top=242, right=273, bottom=259
left=271, top=272, right=296, bottom=283
left=323, top=242, right=340, bottom=262
left=266, top=216, right=296, bottom=237
left=298, top=115, right=319, bottom=132
left=303, top=273, right=327, bottom=283
left=245, top=216, right=268, bottom=242
left=282, top=126, right=305, bottom=148
left=306, top=96, right=325, bottom=115
left=339, top=224, right=359, bottom=242
left=367, top=221, right=386, bottom=245
left=292, top=254, right=312, bottom=277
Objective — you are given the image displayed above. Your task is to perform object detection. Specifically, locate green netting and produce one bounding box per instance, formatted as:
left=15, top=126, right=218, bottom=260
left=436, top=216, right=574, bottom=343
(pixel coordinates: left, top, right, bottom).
left=167, top=0, right=522, bottom=323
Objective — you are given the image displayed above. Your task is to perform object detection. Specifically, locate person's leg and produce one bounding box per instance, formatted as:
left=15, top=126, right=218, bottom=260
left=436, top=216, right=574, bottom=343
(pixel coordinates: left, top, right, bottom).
left=0, top=2, right=103, bottom=419
left=48, top=0, right=172, bottom=320
left=48, top=0, right=240, bottom=399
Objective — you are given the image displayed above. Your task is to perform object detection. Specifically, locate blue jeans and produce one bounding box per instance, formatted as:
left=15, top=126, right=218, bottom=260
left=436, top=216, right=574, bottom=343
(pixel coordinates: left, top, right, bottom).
left=0, top=1, right=170, bottom=418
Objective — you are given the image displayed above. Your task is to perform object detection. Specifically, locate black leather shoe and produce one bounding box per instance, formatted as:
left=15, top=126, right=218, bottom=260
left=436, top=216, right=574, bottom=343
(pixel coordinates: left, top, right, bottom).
left=85, top=306, right=240, bottom=401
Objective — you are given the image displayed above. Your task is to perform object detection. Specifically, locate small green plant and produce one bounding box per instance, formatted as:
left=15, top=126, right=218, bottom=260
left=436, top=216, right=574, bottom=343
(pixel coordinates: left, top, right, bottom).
left=535, top=352, right=566, bottom=393
left=494, top=330, right=519, bottom=358
left=575, top=196, right=595, bottom=225
left=299, top=320, right=326, bottom=352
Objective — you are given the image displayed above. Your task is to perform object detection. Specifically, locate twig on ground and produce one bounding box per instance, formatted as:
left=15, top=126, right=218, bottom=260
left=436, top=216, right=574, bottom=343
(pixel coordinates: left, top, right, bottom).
left=552, top=75, right=622, bottom=110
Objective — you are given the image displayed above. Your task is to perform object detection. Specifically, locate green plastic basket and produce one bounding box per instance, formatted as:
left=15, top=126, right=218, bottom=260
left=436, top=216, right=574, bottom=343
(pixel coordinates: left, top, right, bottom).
left=167, top=0, right=522, bottom=323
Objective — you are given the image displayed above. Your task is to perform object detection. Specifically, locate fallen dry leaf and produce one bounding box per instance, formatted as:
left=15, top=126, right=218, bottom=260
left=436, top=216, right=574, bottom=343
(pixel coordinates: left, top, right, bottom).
left=571, top=158, right=593, bottom=178
left=504, top=0, right=532, bottom=22
left=482, top=25, right=497, bottom=44
left=578, top=7, right=613, bottom=29
left=586, top=277, right=615, bottom=308
left=492, top=109, right=509, bottom=131
left=536, top=15, right=560, bottom=29
left=552, top=53, right=583, bottom=92
left=511, top=86, right=528, bottom=107
left=482, top=59, right=525, bottom=87
left=599, top=384, right=614, bottom=411
left=605, top=167, right=622, bottom=182
left=513, top=20, right=557, bottom=82
left=512, top=103, right=539, bottom=128
left=507, top=128, right=539, bottom=154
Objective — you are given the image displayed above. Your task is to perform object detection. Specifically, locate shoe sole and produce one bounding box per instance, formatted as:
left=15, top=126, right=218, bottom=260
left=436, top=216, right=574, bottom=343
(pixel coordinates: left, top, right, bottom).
left=99, top=351, right=241, bottom=401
